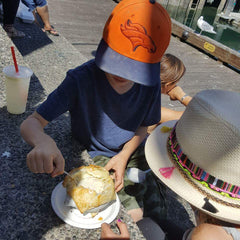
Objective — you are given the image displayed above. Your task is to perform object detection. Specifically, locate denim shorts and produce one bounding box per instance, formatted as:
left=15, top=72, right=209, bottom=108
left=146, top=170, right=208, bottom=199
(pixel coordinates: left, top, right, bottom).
left=21, top=0, right=47, bottom=11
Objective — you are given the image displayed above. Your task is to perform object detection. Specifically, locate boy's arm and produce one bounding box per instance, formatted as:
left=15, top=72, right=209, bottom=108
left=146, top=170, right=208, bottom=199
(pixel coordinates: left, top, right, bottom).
left=160, top=107, right=183, bottom=123
left=168, top=86, right=192, bottom=106
left=148, top=86, right=193, bottom=134
left=147, top=107, right=183, bottom=133
left=104, top=126, right=148, bottom=192
left=20, top=111, right=65, bottom=177
left=121, top=126, right=148, bottom=159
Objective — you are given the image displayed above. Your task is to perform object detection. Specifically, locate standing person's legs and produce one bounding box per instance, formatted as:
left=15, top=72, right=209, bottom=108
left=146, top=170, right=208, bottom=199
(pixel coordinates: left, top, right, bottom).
left=2, top=0, right=25, bottom=38
left=21, top=0, right=58, bottom=35
left=35, top=4, right=50, bottom=28
left=2, top=0, right=19, bottom=25
left=36, top=4, right=59, bottom=35
left=35, top=0, right=58, bottom=36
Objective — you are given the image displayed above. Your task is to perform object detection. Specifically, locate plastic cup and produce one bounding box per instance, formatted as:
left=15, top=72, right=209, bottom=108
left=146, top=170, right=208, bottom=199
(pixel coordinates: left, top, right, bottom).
left=3, top=65, right=33, bottom=114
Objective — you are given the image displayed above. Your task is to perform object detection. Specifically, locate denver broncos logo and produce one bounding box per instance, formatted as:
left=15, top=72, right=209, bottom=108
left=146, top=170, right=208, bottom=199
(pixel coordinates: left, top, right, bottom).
left=120, top=19, right=156, bottom=53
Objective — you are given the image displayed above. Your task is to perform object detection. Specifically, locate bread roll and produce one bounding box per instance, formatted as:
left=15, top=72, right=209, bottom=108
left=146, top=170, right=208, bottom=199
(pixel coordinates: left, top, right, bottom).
left=62, top=165, right=116, bottom=214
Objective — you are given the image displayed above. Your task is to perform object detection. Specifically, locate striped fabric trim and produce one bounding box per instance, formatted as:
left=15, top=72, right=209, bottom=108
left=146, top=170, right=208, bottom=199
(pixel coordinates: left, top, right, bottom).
left=168, top=125, right=240, bottom=200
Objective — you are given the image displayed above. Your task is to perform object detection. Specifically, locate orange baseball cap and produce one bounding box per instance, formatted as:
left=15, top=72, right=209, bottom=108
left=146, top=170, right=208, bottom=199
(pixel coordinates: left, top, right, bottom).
left=95, top=0, right=171, bottom=86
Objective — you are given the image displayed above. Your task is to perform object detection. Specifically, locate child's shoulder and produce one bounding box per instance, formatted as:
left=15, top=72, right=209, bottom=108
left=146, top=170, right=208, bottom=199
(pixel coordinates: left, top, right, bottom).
left=66, top=59, right=101, bottom=81
left=65, top=59, right=104, bottom=89
left=70, top=59, right=96, bottom=74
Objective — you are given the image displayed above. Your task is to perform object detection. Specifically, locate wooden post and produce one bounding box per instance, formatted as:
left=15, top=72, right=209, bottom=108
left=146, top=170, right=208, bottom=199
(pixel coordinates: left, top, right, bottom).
left=198, top=0, right=205, bottom=9
left=217, top=0, right=228, bottom=13
left=224, top=0, right=237, bottom=15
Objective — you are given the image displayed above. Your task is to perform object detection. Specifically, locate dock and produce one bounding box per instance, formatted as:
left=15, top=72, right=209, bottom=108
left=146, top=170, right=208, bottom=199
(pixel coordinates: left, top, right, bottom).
left=216, top=11, right=240, bottom=28
left=171, top=19, right=240, bottom=71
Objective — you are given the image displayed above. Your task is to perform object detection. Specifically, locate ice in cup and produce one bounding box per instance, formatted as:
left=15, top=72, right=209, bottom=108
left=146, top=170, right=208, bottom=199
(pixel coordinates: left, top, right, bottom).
left=3, top=65, right=33, bottom=114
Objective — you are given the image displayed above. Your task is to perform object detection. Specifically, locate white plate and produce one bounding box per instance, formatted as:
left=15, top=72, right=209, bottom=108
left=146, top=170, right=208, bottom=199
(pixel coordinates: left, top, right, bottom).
left=51, top=181, right=120, bottom=229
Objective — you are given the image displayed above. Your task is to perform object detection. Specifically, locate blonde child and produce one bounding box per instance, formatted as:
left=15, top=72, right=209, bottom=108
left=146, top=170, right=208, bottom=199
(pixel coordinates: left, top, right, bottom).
left=148, top=53, right=192, bottom=133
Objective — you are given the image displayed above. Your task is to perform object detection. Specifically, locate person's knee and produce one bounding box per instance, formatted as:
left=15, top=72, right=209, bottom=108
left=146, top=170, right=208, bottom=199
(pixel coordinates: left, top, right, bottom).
left=191, top=223, right=229, bottom=240
left=127, top=208, right=143, bottom=222
left=137, top=217, right=166, bottom=240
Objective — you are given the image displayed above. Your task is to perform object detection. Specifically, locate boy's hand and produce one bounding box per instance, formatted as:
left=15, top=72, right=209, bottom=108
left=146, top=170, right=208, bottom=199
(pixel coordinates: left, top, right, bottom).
left=104, top=153, right=128, bottom=192
left=26, top=140, right=65, bottom=177
left=167, top=85, right=185, bottom=101
left=101, top=220, right=130, bottom=239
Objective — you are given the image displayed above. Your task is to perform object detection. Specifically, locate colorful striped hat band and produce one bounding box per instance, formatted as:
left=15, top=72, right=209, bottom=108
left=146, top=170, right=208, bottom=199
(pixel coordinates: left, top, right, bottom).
left=145, top=90, right=240, bottom=223
left=168, top=124, right=240, bottom=207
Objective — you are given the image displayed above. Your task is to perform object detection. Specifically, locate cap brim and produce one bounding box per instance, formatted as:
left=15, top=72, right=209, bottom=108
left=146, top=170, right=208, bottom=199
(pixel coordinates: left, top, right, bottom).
left=95, top=39, right=160, bottom=86
left=145, top=121, right=240, bottom=224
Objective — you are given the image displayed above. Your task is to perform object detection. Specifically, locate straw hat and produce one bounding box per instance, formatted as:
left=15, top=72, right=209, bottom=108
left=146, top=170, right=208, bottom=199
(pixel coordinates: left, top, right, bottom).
left=145, top=89, right=240, bottom=224
left=95, top=0, right=171, bottom=86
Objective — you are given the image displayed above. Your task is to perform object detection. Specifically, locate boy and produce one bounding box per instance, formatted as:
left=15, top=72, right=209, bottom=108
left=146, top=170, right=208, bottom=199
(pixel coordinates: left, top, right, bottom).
left=20, top=0, right=171, bottom=222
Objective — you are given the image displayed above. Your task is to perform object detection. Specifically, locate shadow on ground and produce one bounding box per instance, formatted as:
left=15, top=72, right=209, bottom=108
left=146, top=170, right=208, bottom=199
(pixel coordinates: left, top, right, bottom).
left=0, top=70, right=91, bottom=238
left=12, top=18, right=53, bottom=57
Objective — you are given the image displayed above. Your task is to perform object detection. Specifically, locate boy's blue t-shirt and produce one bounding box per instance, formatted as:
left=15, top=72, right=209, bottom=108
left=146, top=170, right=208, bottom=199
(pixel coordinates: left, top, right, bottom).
left=37, top=60, right=161, bottom=158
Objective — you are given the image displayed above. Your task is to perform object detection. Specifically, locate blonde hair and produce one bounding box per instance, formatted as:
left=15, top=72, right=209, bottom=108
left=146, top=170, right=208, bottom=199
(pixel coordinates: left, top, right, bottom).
left=160, top=53, right=186, bottom=83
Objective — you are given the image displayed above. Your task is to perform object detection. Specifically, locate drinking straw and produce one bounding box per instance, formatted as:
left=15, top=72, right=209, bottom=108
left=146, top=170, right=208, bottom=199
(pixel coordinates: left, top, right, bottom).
left=10, top=46, right=19, bottom=73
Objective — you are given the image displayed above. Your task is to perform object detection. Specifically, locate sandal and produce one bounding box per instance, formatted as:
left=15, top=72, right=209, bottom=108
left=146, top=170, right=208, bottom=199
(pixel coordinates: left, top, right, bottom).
left=3, top=25, right=25, bottom=38
left=42, top=28, right=59, bottom=36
